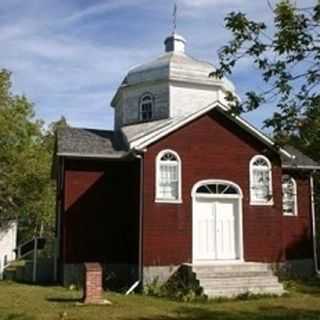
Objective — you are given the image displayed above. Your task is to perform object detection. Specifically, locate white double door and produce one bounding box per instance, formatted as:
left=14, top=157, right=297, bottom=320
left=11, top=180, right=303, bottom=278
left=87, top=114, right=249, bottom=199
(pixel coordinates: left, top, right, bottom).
left=193, top=197, right=238, bottom=262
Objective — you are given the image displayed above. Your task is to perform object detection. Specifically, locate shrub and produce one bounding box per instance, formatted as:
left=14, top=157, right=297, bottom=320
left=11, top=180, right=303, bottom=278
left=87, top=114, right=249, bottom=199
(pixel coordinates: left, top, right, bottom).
left=144, top=273, right=205, bottom=302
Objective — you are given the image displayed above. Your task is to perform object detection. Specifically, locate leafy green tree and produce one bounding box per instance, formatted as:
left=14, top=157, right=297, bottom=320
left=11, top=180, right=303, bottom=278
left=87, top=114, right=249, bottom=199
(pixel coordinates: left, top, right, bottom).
left=214, top=1, right=320, bottom=246
left=0, top=69, right=41, bottom=222
left=0, top=69, right=66, bottom=241
left=213, top=0, right=320, bottom=141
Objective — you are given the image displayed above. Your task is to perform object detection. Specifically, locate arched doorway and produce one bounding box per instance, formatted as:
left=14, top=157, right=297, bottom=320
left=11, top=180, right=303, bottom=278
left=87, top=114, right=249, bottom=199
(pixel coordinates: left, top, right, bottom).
left=192, top=180, right=244, bottom=264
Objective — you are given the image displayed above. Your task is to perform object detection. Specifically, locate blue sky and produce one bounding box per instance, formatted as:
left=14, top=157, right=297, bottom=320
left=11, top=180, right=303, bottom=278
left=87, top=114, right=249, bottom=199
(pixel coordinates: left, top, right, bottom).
left=0, top=0, right=312, bottom=130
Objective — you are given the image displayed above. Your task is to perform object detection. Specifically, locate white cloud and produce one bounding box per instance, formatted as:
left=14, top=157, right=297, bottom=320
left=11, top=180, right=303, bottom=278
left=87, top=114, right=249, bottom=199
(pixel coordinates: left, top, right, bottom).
left=63, top=0, right=150, bottom=25
left=0, top=5, right=155, bottom=129
left=180, top=0, right=246, bottom=8
left=0, top=0, right=292, bottom=130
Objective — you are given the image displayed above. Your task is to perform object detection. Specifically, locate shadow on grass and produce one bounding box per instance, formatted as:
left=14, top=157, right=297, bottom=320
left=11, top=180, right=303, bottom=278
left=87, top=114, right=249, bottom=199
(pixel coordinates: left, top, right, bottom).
left=2, top=280, right=62, bottom=288
left=128, top=305, right=320, bottom=320
left=0, top=313, right=34, bottom=320
left=284, top=278, right=320, bottom=295
left=46, top=297, right=81, bottom=303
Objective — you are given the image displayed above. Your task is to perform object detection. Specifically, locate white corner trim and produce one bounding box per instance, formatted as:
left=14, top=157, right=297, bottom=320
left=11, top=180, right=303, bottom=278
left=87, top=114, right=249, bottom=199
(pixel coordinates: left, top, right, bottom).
left=129, top=100, right=293, bottom=159
left=310, top=174, right=320, bottom=274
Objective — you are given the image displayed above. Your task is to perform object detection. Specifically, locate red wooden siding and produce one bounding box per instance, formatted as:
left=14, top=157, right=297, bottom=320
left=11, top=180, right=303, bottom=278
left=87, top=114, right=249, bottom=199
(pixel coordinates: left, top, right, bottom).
left=59, top=110, right=314, bottom=271
left=282, top=170, right=313, bottom=260
left=62, top=159, right=140, bottom=265
left=142, top=109, right=286, bottom=266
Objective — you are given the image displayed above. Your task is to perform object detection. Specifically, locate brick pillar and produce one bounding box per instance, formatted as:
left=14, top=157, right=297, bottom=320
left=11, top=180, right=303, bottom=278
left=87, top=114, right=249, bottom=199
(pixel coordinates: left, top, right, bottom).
left=83, top=263, right=103, bottom=304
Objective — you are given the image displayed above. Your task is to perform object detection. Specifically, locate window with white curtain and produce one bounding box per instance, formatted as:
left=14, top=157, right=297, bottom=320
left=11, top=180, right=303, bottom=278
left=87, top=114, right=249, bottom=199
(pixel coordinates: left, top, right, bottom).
left=282, top=175, right=298, bottom=216
left=250, top=155, right=273, bottom=205
left=156, top=150, right=181, bottom=202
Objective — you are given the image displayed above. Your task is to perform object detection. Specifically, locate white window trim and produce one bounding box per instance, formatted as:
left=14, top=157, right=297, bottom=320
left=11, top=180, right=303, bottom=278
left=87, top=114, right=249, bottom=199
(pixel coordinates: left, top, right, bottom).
left=155, top=149, right=182, bottom=203
left=282, top=176, right=298, bottom=216
left=139, top=93, right=154, bottom=122
left=249, top=155, right=274, bottom=206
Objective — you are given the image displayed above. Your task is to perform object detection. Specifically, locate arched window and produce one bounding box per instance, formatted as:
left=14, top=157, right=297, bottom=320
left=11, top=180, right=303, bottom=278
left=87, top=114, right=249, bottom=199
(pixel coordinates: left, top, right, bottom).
left=156, top=150, right=181, bottom=202
left=195, top=182, right=240, bottom=196
left=282, top=175, right=298, bottom=216
left=139, top=93, right=153, bottom=121
left=250, top=155, right=273, bottom=205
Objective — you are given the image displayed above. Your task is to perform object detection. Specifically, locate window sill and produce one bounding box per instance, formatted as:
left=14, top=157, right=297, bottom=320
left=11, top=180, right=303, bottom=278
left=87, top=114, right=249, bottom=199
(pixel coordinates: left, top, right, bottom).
left=155, top=199, right=182, bottom=204
left=283, top=213, right=298, bottom=217
left=250, top=200, right=274, bottom=206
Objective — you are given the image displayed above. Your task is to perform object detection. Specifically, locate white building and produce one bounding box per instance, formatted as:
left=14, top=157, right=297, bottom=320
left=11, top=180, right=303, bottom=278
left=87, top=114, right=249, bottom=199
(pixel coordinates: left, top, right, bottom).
left=0, top=220, right=17, bottom=279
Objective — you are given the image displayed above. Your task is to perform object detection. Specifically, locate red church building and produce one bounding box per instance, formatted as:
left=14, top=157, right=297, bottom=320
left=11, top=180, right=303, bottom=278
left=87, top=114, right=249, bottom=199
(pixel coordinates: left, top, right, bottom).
left=54, top=33, right=320, bottom=297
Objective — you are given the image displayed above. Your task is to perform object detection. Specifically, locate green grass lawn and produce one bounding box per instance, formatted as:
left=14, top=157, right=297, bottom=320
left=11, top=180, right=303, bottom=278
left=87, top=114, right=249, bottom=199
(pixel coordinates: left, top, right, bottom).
left=1, top=280, right=320, bottom=320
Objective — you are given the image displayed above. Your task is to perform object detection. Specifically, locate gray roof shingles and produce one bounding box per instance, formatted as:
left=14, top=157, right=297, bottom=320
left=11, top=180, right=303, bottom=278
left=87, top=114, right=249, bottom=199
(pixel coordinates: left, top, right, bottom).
left=282, top=145, right=320, bottom=169
left=56, top=127, right=320, bottom=169
left=57, top=127, right=128, bottom=158
left=121, top=118, right=174, bottom=144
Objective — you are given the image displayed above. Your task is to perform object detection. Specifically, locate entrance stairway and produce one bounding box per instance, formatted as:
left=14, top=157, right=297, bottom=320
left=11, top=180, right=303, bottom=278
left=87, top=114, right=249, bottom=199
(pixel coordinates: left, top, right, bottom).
left=188, top=262, right=285, bottom=298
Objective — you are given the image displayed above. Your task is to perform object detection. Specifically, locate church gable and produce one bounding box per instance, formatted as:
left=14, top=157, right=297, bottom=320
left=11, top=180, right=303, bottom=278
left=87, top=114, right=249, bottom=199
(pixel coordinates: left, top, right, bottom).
left=145, top=108, right=282, bottom=163
left=125, top=101, right=292, bottom=161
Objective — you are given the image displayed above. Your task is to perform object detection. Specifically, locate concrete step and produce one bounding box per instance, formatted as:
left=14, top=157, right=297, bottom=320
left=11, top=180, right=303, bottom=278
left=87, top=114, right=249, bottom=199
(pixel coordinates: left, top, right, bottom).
left=199, top=276, right=280, bottom=288
left=200, top=280, right=283, bottom=290
left=205, top=285, right=285, bottom=298
left=193, top=262, right=271, bottom=274
left=194, top=270, right=273, bottom=278
left=2, top=260, right=27, bottom=282
left=189, top=262, right=284, bottom=299
left=3, top=269, right=16, bottom=281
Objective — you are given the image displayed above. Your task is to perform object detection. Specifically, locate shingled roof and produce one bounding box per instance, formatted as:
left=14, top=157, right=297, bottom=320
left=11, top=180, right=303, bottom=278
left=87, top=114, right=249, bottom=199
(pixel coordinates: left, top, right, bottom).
left=282, top=145, right=320, bottom=169
left=56, top=127, right=128, bottom=158
left=56, top=126, right=320, bottom=170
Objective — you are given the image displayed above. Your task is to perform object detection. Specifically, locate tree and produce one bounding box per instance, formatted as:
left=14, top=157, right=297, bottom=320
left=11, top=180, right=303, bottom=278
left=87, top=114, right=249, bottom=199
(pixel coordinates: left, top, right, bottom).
left=0, top=69, right=66, bottom=241
left=214, top=1, right=320, bottom=243
left=0, top=70, right=41, bottom=221
left=212, top=0, right=320, bottom=142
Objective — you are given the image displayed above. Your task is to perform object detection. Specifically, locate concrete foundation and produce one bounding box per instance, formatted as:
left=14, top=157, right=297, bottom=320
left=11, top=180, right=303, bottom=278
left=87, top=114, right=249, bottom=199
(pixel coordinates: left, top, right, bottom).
left=276, top=259, right=315, bottom=278
left=63, top=259, right=315, bottom=291
left=63, top=263, right=138, bottom=290
left=142, top=259, right=316, bottom=286
left=143, top=265, right=180, bottom=285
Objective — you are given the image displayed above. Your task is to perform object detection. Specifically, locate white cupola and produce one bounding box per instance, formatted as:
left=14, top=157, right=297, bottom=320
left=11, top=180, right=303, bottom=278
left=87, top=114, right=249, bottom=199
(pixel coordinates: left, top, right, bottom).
left=111, top=33, right=236, bottom=131
left=164, top=33, right=186, bottom=53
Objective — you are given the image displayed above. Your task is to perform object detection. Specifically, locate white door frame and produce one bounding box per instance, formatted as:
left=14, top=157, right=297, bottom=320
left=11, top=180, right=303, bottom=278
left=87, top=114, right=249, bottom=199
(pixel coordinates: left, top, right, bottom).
left=191, top=179, right=244, bottom=264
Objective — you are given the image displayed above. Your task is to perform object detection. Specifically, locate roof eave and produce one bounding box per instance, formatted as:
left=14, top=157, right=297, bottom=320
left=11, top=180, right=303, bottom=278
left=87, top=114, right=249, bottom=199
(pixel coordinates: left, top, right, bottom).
left=216, top=108, right=293, bottom=159
left=282, top=165, right=320, bottom=170
left=57, top=151, right=131, bottom=160
left=111, top=84, right=127, bottom=108
left=129, top=101, right=220, bottom=150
